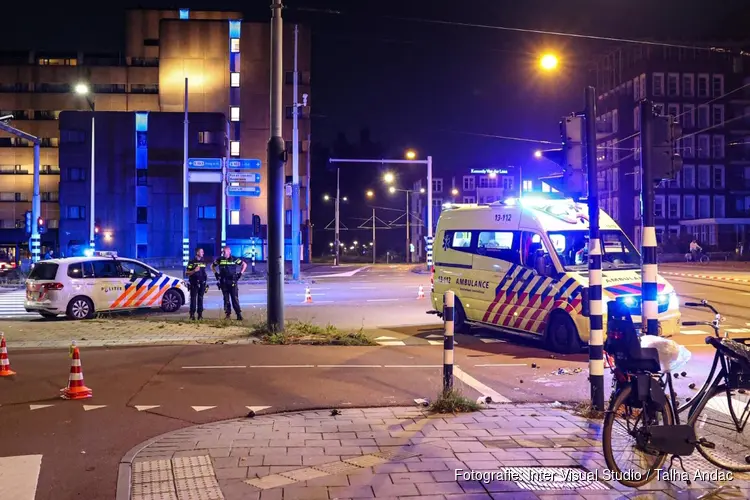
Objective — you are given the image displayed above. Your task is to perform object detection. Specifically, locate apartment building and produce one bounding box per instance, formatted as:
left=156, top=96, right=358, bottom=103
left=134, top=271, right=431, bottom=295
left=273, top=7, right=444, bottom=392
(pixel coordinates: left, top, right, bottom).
left=592, top=45, right=750, bottom=253
left=0, top=8, right=312, bottom=262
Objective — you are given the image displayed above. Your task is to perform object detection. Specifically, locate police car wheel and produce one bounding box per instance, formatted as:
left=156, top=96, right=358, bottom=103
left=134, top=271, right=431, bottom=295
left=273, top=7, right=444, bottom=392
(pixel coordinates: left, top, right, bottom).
left=67, top=297, right=94, bottom=320
left=545, top=312, right=581, bottom=354
left=161, top=289, right=182, bottom=313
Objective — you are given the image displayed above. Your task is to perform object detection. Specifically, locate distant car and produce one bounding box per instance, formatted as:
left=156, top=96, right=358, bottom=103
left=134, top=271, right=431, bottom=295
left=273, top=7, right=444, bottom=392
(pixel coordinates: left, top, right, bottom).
left=24, top=252, right=188, bottom=320
left=0, top=260, right=18, bottom=280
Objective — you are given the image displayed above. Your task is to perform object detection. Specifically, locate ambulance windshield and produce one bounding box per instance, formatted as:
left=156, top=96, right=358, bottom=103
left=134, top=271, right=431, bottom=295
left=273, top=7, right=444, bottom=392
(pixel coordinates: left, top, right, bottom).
left=547, top=230, right=640, bottom=271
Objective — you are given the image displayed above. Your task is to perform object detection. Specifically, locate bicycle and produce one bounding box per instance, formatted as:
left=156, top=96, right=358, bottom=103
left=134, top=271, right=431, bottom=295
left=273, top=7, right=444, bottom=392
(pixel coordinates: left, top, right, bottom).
left=684, top=251, right=710, bottom=264
left=601, top=299, right=750, bottom=488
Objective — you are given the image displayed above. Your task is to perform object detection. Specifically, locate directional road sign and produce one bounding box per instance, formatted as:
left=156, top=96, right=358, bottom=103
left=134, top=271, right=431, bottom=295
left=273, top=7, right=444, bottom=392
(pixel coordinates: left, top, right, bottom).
left=227, top=158, right=261, bottom=170
left=227, top=172, right=260, bottom=183
left=188, top=158, right=223, bottom=170
left=227, top=185, right=261, bottom=197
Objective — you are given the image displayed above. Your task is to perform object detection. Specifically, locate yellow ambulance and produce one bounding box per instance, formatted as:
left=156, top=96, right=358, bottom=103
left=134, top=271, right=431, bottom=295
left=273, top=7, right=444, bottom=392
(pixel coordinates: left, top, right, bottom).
left=429, top=194, right=681, bottom=353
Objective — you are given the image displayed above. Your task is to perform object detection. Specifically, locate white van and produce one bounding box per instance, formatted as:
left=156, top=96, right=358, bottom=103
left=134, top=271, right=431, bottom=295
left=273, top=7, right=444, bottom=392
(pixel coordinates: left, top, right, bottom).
left=430, top=195, right=681, bottom=353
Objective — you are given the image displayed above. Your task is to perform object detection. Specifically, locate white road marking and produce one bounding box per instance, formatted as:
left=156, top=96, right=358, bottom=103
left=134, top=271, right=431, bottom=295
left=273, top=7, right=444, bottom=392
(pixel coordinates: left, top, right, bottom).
left=474, top=363, right=527, bottom=367
left=425, top=334, right=442, bottom=339
left=313, top=267, right=370, bottom=278
left=191, top=406, right=216, bottom=412
left=385, top=365, right=442, bottom=368
left=453, top=367, right=511, bottom=403
left=182, top=365, right=247, bottom=369
left=726, top=328, right=750, bottom=333
left=134, top=405, right=160, bottom=412
left=0, top=455, right=42, bottom=500
left=377, top=341, right=406, bottom=346
left=367, top=298, right=398, bottom=302
left=351, top=287, right=376, bottom=290
left=246, top=406, right=271, bottom=412
left=250, top=365, right=316, bottom=368
left=680, top=330, right=707, bottom=335
left=317, top=365, right=382, bottom=368
left=375, top=336, right=397, bottom=340
left=83, top=405, right=107, bottom=411
left=297, top=300, right=334, bottom=304
left=29, top=404, right=53, bottom=411
left=427, top=340, right=442, bottom=345
left=297, top=293, right=325, bottom=296
left=479, top=338, right=505, bottom=343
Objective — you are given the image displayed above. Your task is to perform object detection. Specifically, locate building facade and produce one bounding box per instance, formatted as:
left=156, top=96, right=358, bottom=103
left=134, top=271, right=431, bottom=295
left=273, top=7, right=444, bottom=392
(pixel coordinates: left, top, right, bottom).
left=0, top=8, right=312, bottom=262
left=592, top=45, right=750, bottom=253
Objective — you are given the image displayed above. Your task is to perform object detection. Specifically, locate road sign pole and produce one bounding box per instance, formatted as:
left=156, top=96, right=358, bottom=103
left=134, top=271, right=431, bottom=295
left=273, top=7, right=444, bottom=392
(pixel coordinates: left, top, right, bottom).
left=221, top=156, right=227, bottom=248
left=291, top=24, right=301, bottom=281
left=640, top=99, right=659, bottom=337
left=182, top=78, right=190, bottom=274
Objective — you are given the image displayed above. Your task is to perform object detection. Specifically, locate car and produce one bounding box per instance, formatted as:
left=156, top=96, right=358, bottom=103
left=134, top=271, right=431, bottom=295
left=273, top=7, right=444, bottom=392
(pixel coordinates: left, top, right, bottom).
left=24, top=251, right=188, bottom=320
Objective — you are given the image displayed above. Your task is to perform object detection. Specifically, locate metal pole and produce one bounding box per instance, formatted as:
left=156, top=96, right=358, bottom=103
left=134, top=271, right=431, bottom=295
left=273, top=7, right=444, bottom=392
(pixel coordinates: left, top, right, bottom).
left=291, top=24, right=301, bottom=280
left=89, top=113, right=95, bottom=250
left=334, top=166, right=340, bottom=266
left=585, top=86, right=604, bottom=412
left=372, top=207, right=376, bottom=265
left=405, top=190, right=410, bottom=263
left=426, top=155, right=433, bottom=269
left=306, top=132, right=312, bottom=262
left=221, top=154, right=227, bottom=248
left=31, top=143, right=40, bottom=263
left=267, top=0, right=285, bottom=330
left=182, top=78, right=190, bottom=273
left=640, top=99, right=658, bottom=336
left=443, top=290, right=455, bottom=394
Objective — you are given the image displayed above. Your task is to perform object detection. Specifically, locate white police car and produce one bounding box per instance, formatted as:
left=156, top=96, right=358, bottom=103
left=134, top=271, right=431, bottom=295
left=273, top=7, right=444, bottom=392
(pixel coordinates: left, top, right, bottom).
left=24, top=251, right=188, bottom=320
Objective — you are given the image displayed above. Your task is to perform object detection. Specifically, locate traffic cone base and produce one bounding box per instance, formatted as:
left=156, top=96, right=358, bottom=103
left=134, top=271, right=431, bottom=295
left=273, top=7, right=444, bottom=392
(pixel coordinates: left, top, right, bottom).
left=61, top=345, right=93, bottom=400
left=0, top=334, right=15, bottom=377
left=304, top=287, right=313, bottom=303
left=417, top=285, right=425, bottom=299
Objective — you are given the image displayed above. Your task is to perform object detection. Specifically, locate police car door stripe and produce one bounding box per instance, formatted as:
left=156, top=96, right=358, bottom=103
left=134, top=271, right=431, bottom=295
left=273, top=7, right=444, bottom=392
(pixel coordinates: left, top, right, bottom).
left=133, top=275, right=166, bottom=307
left=123, top=276, right=158, bottom=308
left=145, top=278, right=181, bottom=307
left=142, top=276, right=171, bottom=307
left=111, top=277, right=150, bottom=309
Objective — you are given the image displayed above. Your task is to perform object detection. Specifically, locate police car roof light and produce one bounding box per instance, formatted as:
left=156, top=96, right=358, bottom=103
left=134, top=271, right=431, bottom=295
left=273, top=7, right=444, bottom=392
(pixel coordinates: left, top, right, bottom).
left=94, top=251, right=118, bottom=258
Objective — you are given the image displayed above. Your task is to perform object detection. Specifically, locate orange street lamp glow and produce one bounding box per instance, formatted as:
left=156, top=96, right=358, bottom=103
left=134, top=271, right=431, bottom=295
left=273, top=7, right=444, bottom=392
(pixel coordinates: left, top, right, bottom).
left=405, top=150, right=417, bottom=160
left=540, top=54, right=558, bottom=71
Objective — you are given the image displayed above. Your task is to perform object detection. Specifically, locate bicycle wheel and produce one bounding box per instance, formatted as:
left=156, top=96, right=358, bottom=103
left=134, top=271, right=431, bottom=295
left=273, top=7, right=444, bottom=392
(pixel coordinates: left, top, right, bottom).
left=690, top=384, right=750, bottom=472
left=700, top=254, right=710, bottom=264
left=602, top=384, right=674, bottom=487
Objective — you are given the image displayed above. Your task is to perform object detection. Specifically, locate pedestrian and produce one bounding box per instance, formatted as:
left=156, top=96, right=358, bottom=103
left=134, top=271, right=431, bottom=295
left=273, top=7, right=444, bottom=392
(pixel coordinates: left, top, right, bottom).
left=689, top=238, right=702, bottom=262
left=186, top=248, right=208, bottom=320
left=44, top=249, right=54, bottom=260
left=211, top=246, right=247, bottom=320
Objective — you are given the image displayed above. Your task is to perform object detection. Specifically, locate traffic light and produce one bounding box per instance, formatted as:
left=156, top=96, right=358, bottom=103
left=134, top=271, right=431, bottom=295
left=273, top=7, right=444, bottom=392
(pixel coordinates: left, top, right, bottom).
left=650, top=113, right=683, bottom=181
left=252, top=214, right=261, bottom=236
left=537, top=115, right=586, bottom=201
left=24, top=211, right=31, bottom=234
left=37, top=217, right=46, bottom=234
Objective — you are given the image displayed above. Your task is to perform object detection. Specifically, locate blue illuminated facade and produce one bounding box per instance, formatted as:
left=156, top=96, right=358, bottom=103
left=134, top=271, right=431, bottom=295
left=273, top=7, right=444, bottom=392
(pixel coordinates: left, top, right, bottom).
left=135, top=112, right=149, bottom=259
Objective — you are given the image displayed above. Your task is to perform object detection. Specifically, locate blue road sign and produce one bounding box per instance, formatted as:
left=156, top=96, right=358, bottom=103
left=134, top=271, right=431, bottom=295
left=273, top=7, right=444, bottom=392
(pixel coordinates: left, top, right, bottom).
left=227, top=158, right=261, bottom=170
left=227, top=185, right=261, bottom=197
left=227, top=172, right=260, bottom=183
left=188, top=158, right=223, bottom=170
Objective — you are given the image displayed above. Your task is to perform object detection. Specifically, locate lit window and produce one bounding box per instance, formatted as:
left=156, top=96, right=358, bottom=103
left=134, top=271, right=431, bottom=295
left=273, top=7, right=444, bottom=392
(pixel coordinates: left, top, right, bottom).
left=179, top=8, right=190, bottom=19
left=230, top=106, right=240, bottom=121
left=230, top=72, right=240, bottom=87
left=230, top=141, right=240, bottom=156
left=230, top=210, right=240, bottom=225
left=230, top=39, right=240, bottom=53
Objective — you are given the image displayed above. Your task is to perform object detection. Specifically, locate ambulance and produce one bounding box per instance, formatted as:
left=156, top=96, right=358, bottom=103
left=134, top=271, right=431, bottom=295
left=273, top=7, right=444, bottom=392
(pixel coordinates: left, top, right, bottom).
left=429, top=194, right=681, bottom=353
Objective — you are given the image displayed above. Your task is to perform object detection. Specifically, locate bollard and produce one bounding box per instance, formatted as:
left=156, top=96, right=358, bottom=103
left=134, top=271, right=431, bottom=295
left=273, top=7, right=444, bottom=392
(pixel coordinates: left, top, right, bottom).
left=251, top=250, right=256, bottom=274
left=443, top=291, right=455, bottom=394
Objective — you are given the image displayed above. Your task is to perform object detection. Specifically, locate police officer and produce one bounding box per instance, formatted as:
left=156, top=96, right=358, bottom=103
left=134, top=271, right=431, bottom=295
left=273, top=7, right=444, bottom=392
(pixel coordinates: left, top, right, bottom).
left=211, top=246, right=247, bottom=320
left=186, top=248, right=208, bottom=320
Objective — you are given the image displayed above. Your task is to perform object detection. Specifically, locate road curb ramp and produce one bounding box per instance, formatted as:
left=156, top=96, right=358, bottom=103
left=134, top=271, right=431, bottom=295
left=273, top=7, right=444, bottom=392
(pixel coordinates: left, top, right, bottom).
left=0, top=332, right=15, bottom=376
left=60, top=341, right=92, bottom=400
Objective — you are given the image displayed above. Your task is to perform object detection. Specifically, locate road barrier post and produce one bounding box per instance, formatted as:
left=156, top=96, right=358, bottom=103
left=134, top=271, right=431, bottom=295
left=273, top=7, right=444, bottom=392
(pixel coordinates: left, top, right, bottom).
left=443, top=291, right=454, bottom=394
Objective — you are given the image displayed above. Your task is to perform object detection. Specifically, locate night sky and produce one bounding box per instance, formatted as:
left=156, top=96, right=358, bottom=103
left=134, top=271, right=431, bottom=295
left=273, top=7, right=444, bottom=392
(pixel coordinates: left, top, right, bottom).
left=5, top=1, right=750, bottom=256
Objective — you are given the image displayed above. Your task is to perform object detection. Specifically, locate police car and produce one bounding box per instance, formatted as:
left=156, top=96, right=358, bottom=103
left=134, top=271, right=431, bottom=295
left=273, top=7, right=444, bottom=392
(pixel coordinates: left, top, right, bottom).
left=24, top=251, right=188, bottom=320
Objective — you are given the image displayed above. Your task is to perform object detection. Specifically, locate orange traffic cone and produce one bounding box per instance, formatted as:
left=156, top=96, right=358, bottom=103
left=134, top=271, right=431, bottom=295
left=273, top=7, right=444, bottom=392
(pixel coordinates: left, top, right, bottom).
left=417, top=285, right=425, bottom=299
left=61, top=341, right=92, bottom=400
left=0, top=333, right=16, bottom=377
left=304, top=287, right=313, bottom=303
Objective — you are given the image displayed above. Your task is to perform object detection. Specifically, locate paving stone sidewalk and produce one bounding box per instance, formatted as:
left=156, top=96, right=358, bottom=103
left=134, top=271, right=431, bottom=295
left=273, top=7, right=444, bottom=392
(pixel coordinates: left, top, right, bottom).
left=118, top=404, right=749, bottom=500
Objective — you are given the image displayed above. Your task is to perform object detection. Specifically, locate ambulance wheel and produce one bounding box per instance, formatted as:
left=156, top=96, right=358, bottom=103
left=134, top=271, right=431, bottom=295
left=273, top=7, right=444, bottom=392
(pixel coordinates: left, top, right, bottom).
left=66, top=296, right=94, bottom=320
left=545, top=312, right=582, bottom=354
left=453, top=299, right=470, bottom=335
left=161, top=289, right=182, bottom=313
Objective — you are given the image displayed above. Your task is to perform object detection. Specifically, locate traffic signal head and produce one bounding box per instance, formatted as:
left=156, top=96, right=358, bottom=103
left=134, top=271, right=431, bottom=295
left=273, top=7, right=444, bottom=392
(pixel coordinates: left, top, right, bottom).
left=651, top=114, right=683, bottom=181
left=252, top=214, right=261, bottom=236
left=536, top=115, right=585, bottom=200
left=25, top=211, right=32, bottom=234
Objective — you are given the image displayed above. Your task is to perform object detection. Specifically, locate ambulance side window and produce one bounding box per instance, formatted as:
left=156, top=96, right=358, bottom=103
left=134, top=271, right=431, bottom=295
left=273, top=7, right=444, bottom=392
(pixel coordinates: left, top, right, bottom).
left=476, top=231, right=519, bottom=264
left=521, top=232, right=553, bottom=275
left=446, top=230, right=474, bottom=254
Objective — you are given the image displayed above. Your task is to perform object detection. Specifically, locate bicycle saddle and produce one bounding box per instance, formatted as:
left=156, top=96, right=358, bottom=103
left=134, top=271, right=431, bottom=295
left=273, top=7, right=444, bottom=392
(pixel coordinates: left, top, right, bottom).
left=706, top=337, right=750, bottom=368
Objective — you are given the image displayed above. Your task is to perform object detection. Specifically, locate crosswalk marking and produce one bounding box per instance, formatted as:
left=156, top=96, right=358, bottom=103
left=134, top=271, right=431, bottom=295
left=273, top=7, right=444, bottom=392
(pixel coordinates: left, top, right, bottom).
left=680, top=329, right=707, bottom=335
left=0, top=290, right=35, bottom=318
left=0, top=455, right=42, bottom=500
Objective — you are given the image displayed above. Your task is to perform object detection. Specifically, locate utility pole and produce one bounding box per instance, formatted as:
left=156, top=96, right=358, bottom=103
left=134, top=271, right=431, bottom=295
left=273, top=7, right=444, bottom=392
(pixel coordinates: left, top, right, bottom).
left=372, top=207, right=376, bottom=265
left=584, top=86, right=604, bottom=412
left=267, top=1, right=285, bottom=331
left=639, top=99, right=658, bottom=336
left=426, top=156, right=433, bottom=270
left=291, top=24, right=301, bottom=280
left=89, top=111, right=96, bottom=251
left=306, top=132, right=312, bottom=262
left=405, top=190, right=410, bottom=263
left=335, top=166, right=340, bottom=265
left=182, top=78, right=190, bottom=274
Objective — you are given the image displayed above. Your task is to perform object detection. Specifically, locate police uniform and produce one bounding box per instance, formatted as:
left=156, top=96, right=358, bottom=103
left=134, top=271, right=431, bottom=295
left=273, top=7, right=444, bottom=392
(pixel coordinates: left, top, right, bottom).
left=213, top=254, right=244, bottom=320
left=186, top=257, right=208, bottom=320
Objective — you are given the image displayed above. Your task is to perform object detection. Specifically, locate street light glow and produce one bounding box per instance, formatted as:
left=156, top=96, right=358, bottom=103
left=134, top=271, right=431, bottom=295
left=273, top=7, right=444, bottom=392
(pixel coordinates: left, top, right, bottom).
left=342, top=196, right=348, bottom=202
left=540, top=54, right=558, bottom=71
left=75, top=83, right=90, bottom=95
left=419, top=187, right=426, bottom=194
left=366, top=190, right=374, bottom=197
left=534, top=150, right=543, bottom=158
left=405, top=150, right=416, bottom=160
left=383, top=172, right=395, bottom=183
left=451, top=188, right=459, bottom=196
left=323, top=194, right=330, bottom=201
left=389, top=186, right=396, bottom=194
left=488, top=172, right=497, bottom=179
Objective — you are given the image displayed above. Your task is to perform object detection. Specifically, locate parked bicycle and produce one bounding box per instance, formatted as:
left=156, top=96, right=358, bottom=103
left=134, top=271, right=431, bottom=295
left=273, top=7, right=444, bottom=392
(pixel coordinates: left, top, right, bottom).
left=601, top=299, right=750, bottom=487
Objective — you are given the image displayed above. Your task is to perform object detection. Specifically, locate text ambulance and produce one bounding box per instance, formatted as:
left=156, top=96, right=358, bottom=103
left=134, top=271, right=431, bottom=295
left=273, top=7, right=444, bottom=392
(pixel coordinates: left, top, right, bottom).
left=429, top=195, right=680, bottom=353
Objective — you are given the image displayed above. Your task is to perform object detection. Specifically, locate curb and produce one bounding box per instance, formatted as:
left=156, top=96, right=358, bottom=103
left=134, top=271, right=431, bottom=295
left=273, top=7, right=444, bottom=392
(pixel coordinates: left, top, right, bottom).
left=662, top=271, right=750, bottom=284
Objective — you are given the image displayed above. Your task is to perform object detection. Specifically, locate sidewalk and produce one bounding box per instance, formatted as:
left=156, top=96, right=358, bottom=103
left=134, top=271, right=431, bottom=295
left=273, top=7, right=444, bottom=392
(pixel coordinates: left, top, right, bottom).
left=117, top=404, right=749, bottom=500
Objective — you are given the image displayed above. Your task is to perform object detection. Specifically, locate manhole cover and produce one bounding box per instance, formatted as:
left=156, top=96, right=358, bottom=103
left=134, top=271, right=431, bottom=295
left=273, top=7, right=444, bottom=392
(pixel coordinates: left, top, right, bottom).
left=498, top=467, right=609, bottom=491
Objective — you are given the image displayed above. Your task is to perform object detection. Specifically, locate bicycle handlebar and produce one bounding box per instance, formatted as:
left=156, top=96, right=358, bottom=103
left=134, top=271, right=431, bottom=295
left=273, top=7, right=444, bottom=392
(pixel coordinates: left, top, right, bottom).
left=681, top=321, right=704, bottom=326
left=684, top=299, right=720, bottom=315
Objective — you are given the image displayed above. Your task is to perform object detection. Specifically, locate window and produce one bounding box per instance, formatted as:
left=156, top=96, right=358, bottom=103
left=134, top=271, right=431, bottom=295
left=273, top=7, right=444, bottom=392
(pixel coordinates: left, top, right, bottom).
left=92, top=260, right=119, bottom=278
left=634, top=226, right=641, bottom=249
left=67, top=261, right=95, bottom=279
left=136, top=207, right=148, bottom=224
left=119, top=260, right=152, bottom=279
left=432, top=178, right=443, bottom=193
left=655, top=227, right=665, bottom=244
left=143, top=38, right=159, bottom=47
left=462, top=176, right=475, bottom=191
left=634, top=76, right=641, bottom=101
left=634, top=166, right=641, bottom=190
left=633, top=135, right=641, bottom=159
left=612, top=196, right=619, bottom=221
left=230, top=141, right=240, bottom=156
left=634, top=106, right=640, bottom=131
left=697, top=105, right=709, bottom=128
left=67, top=205, right=86, bottom=219
left=683, top=165, right=695, bottom=188
left=667, top=103, right=679, bottom=118
left=652, top=73, right=664, bottom=96
left=682, top=136, right=695, bottom=158
left=476, top=231, right=517, bottom=262
left=230, top=72, right=240, bottom=87
left=668, top=195, right=680, bottom=219
left=698, top=195, right=711, bottom=218
left=28, top=262, right=59, bottom=280
left=712, top=105, right=724, bottom=127
left=230, top=106, right=240, bottom=121
left=697, top=74, right=709, bottom=97
left=667, top=73, right=679, bottom=96
left=713, top=165, right=725, bottom=188
left=612, top=109, right=619, bottom=133
left=198, top=131, right=213, bottom=144
left=655, top=195, right=665, bottom=218
left=682, top=104, right=694, bottom=128
left=712, top=75, right=724, bottom=97
left=698, top=135, right=710, bottom=159
left=698, top=165, right=710, bottom=188
left=230, top=210, right=240, bottom=225
left=612, top=167, right=619, bottom=191
left=522, top=180, right=533, bottom=192
left=682, top=74, right=694, bottom=97
left=521, top=232, right=551, bottom=270
left=502, top=176, right=514, bottom=191
left=450, top=231, right=473, bottom=251
left=683, top=196, right=695, bottom=219
left=462, top=196, right=476, bottom=204
left=714, top=195, right=725, bottom=218
left=634, top=196, right=640, bottom=220
left=712, top=135, right=725, bottom=159
left=68, top=167, right=85, bottom=181
left=230, top=38, right=240, bottom=52
left=198, top=206, right=217, bottom=219
left=137, top=170, right=148, bottom=186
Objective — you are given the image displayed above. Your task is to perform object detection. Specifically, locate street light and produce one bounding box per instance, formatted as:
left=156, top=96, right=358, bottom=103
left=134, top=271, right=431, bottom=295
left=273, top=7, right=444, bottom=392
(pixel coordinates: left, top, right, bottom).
left=419, top=187, right=426, bottom=194
left=342, top=196, right=348, bottom=202
left=405, top=150, right=417, bottom=160
left=451, top=188, right=459, bottom=196
left=388, top=186, right=396, bottom=194
left=540, top=53, right=559, bottom=71
left=383, top=172, right=395, bottom=184
left=74, top=82, right=96, bottom=251
left=534, top=150, right=543, bottom=158
left=366, top=190, right=374, bottom=198
left=323, top=194, right=330, bottom=201
left=75, top=83, right=90, bottom=95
